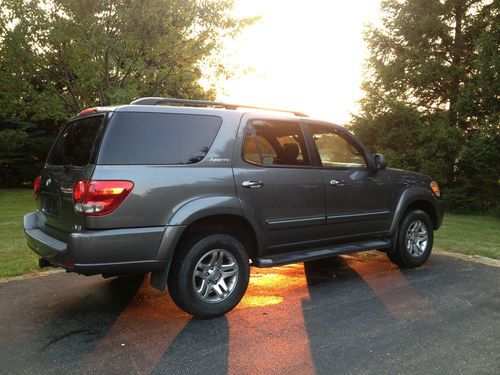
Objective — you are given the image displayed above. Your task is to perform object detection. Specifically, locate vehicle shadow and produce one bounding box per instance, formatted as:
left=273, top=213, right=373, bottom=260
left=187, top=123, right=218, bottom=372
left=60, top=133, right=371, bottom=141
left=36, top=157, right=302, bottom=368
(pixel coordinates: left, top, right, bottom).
left=0, top=253, right=442, bottom=375
left=301, top=253, right=438, bottom=374
left=151, top=316, right=229, bottom=375
left=0, top=275, right=144, bottom=374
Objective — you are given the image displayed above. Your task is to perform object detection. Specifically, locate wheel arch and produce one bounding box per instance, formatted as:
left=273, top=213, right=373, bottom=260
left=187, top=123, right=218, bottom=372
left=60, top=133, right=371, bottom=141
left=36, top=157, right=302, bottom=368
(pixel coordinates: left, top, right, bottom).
left=151, top=197, right=260, bottom=291
left=176, top=214, right=260, bottom=260
left=403, top=200, right=439, bottom=230
left=390, top=188, right=442, bottom=235
left=156, top=194, right=262, bottom=262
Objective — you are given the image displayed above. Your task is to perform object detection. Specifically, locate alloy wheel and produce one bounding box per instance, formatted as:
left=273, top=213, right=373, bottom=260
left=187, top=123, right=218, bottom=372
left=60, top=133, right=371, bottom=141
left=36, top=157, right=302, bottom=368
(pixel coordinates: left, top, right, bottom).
left=405, top=219, right=428, bottom=257
left=192, top=249, right=239, bottom=304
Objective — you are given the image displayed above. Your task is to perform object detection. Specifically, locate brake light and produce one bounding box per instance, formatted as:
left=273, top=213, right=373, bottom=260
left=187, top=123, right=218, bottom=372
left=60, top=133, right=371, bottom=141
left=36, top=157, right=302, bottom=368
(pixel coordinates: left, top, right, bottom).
left=73, top=180, right=134, bottom=216
left=34, top=176, right=41, bottom=199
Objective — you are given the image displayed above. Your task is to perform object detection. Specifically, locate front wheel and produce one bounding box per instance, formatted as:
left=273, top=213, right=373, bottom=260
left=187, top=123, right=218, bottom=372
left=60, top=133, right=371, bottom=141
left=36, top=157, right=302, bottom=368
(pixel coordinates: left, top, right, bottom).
left=167, top=233, right=250, bottom=319
left=387, top=209, right=434, bottom=268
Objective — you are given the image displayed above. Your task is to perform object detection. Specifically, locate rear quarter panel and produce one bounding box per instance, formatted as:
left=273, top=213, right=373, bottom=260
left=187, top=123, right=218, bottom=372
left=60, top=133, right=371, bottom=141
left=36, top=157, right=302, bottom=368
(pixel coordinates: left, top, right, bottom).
left=86, top=165, right=237, bottom=229
left=86, top=109, right=243, bottom=229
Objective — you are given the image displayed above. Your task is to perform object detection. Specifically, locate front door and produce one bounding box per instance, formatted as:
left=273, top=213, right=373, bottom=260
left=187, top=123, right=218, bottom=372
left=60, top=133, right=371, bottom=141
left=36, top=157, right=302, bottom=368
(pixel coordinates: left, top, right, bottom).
left=304, top=121, right=392, bottom=241
left=233, top=117, right=325, bottom=252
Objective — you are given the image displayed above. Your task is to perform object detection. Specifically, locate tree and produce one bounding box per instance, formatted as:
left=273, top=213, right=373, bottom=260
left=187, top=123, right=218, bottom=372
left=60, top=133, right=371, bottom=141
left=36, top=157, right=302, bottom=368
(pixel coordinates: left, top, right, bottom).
left=349, top=0, right=499, bottom=213
left=0, top=0, right=253, bottom=186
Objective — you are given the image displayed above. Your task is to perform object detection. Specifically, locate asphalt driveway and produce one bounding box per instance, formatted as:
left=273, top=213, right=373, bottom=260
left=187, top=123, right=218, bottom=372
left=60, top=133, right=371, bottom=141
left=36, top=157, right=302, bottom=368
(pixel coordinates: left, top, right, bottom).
left=0, top=251, right=498, bottom=374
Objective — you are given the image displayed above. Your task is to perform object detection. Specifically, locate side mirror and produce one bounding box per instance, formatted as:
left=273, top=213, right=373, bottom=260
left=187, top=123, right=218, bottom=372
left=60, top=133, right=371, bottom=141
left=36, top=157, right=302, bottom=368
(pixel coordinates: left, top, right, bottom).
left=373, top=153, right=388, bottom=170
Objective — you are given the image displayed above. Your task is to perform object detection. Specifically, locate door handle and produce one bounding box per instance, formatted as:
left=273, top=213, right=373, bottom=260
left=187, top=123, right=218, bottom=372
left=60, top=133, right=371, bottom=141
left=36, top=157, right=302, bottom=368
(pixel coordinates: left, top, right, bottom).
left=242, top=180, right=264, bottom=189
left=330, top=179, right=346, bottom=187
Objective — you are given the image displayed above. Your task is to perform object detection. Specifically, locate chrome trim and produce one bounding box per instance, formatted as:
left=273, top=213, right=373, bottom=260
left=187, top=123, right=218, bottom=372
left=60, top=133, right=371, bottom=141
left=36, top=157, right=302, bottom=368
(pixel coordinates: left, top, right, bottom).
left=329, top=179, right=346, bottom=187
left=242, top=180, right=264, bottom=188
left=266, top=215, right=325, bottom=230
left=327, top=210, right=390, bottom=224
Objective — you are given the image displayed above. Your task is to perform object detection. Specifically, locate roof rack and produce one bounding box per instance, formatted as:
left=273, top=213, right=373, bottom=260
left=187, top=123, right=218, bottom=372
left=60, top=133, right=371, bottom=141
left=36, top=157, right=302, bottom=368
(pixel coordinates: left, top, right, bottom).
left=130, top=97, right=308, bottom=117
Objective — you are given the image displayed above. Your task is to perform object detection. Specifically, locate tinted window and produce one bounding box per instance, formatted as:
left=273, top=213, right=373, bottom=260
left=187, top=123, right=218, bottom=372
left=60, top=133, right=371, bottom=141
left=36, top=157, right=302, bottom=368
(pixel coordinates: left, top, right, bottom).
left=309, top=123, right=366, bottom=168
left=98, top=112, right=222, bottom=165
left=47, top=115, right=104, bottom=166
left=243, top=120, right=310, bottom=166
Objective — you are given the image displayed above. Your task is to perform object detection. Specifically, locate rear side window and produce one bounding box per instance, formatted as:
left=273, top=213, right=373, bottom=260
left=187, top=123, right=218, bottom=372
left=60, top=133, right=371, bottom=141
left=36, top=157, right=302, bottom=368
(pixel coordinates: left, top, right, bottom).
left=243, top=120, right=310, bottom=166
left=98, top=112, right=222, bottom=165
left=47, top=115, right=104, bottom=166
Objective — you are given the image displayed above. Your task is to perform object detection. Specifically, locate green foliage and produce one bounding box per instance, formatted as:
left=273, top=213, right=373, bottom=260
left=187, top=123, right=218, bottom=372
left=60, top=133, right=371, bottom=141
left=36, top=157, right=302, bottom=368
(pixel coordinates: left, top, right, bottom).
left=0, top=118, right=54, bottom=186
left=447, top=126, right=500, bottom=214
left=0, top=189, right=38, bottom=277
left=434, top=213, right=500, bottom=259
left=350, top=0, right=499, bottom=213
left=0, top=0, right=253, bottom=186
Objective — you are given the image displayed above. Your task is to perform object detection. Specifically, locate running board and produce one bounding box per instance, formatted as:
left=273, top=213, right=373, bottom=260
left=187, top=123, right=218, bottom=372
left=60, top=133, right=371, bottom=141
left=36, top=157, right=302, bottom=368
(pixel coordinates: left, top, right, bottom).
left=252, top=239, right=391, bottom=267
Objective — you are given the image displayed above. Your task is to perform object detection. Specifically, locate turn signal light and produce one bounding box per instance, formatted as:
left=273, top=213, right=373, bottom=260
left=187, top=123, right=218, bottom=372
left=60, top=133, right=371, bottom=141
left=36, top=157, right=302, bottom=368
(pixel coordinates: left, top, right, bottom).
left=430, top=181, right=440, bottom=197
left=73, top=180, right=134, bottom=216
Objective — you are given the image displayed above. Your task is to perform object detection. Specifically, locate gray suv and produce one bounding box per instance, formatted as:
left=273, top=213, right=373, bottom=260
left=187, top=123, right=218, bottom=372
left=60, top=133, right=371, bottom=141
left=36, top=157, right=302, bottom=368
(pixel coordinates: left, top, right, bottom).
left=24, top=97, right=444, bottom=318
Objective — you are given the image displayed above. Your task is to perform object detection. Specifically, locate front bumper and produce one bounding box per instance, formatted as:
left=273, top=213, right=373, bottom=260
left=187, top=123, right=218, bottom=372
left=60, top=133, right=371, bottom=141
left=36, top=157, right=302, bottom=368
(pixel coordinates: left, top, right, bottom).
left=435, top=199, right=445, bottom=230
left=24, top=212, right=169, bottom=276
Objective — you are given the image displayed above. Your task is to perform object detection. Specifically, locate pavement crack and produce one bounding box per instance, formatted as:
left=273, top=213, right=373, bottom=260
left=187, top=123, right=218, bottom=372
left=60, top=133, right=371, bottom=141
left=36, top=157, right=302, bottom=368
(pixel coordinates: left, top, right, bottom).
left=40, top=329, right=94, bottom=351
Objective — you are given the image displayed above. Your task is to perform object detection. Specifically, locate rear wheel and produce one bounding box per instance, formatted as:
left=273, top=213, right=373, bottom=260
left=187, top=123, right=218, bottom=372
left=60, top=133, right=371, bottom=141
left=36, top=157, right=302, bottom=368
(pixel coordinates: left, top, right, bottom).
left=167, top=233, right=249, bottom=319
left=387, top=209, right=433, bottom=268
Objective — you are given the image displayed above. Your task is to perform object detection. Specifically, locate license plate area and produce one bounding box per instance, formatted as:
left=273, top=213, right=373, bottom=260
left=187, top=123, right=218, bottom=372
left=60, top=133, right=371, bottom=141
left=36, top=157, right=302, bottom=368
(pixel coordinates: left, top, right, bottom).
left=42, top=194, right=59, bottom=216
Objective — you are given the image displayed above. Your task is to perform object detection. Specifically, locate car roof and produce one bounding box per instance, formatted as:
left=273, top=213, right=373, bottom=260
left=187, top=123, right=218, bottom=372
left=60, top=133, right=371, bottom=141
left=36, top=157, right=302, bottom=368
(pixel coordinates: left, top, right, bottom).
left=73, top=98, right=339, bottom=126
left=113, top=104, right=312, bottom=123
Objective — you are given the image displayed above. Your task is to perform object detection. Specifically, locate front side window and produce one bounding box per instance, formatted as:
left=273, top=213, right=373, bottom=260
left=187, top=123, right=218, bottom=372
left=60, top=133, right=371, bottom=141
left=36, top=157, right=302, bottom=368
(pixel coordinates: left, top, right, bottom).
left=243, top=120, right=310, bottom=166
left=309, top=123, right=366, bottom=168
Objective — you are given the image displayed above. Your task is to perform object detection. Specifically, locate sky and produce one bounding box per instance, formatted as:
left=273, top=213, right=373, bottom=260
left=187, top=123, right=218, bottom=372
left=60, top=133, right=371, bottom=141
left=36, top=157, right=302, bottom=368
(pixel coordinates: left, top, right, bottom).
left=216, top=0, right=382, bottom=124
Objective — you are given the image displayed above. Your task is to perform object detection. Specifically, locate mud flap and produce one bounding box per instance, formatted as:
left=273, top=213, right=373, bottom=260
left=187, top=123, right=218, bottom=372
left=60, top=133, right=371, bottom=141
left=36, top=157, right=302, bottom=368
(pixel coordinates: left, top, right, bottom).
left=150, top=260, right=171, bottom=291
left=386, top=227, right=399, bottom=254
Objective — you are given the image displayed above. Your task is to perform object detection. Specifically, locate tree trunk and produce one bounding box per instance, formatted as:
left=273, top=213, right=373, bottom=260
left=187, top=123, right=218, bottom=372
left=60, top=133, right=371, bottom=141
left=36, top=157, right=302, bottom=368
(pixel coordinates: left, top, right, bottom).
left=448, top=0, right=465, bottom=130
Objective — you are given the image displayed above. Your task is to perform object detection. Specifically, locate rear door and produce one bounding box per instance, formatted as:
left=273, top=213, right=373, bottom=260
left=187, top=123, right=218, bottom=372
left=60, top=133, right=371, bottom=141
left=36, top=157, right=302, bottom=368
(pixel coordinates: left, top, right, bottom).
left=38, top=114, right=107, bottom=240
left=233, top=116, right=326, bottom=252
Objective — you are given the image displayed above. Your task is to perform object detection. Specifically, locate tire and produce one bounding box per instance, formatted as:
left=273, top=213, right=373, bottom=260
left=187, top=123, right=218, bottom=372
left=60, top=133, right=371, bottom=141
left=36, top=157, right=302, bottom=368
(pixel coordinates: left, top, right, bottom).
left=387, top=209, right=434, bottom=268
left=167, top=233, right=250, bottom=319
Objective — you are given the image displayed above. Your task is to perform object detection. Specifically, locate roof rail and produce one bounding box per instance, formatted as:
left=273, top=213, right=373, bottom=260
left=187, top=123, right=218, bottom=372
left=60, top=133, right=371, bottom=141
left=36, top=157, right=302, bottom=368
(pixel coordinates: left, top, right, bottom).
left=130, top=97, right=308, bottom=117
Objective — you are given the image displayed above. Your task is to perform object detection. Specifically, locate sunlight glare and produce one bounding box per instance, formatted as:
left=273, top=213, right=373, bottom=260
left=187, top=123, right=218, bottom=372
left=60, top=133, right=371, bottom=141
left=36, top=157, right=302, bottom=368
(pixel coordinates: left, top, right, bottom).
left=218, top=0, right=382, bottom=124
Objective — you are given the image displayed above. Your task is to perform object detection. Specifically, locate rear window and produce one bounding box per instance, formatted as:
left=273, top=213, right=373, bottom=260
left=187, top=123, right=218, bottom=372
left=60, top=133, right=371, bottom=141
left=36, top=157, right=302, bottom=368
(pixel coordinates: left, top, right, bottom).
left=97, top=112, right=222, bottom=165
left=47, top=115, right=104, bottom=166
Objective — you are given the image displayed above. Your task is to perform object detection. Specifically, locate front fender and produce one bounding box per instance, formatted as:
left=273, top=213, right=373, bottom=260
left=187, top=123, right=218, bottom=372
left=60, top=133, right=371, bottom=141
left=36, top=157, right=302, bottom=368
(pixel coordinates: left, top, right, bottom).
left=389, top=187, right=443, bottom=235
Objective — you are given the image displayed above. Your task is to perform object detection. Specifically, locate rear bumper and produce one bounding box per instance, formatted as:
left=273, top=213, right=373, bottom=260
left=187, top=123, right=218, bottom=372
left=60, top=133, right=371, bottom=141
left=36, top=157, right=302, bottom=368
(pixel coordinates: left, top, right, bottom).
left=24, top=212, right=173, bottom=276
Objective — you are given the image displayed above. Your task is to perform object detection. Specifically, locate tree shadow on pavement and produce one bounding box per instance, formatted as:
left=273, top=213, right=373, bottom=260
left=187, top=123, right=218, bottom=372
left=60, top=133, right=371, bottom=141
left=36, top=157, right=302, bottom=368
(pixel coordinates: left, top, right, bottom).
left=0, top=275, right=144, bottom=374
left=151, top=316, right=229, bottom=375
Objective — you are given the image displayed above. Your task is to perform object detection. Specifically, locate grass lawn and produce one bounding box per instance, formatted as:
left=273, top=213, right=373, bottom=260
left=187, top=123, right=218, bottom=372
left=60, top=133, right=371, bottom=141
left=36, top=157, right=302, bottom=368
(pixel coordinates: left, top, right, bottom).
left=0, top=189, right=499, bottom=277
left=434, top=213, right=500, bottom=259
left=0, top=189, right=38, bottom=277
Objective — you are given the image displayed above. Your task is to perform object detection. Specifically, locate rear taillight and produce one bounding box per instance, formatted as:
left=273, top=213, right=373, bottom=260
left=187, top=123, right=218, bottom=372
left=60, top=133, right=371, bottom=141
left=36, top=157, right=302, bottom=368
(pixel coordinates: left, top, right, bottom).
left=34, top=176, right=41, bottom=199
left=72, top=180, right=134, bottom=216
